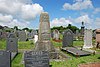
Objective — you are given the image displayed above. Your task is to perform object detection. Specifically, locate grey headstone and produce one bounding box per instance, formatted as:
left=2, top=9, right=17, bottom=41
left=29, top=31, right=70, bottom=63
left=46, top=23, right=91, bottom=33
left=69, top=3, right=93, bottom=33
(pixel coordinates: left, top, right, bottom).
left=6, top=33, right=18, bottom=52
left=18, top=31, right=27, bottom=41
left=0, top=50, right=11, bottom=67
left=93, top=30, right=96, bottom=39
left=24, top=51, right=49, bottom=67
left=0, top=31, right=2, bottom=39
left=62, top=29, right=73, bottom=47
left=31, top=30, right=37, bottom=37
left=35, top=12, right=55, bottom=52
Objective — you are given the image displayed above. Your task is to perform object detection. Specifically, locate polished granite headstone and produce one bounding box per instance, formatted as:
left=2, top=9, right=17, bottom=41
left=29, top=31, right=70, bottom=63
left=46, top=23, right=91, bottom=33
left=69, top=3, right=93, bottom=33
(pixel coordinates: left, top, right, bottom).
left=0, top=50, right=11, bottom=67
left=24, top=51, right=49, bottom=67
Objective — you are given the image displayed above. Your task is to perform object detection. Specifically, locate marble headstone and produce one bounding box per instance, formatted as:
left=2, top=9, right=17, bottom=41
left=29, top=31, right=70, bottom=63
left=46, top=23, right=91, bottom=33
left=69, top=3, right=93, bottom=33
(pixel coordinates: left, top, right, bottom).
left=33, top=35, right=38, bottom=43
left=53, top=29, right=60, bottom=40
left=62, top=29, right=73, bottom=47
left=83, top=29, right=93, bottom=48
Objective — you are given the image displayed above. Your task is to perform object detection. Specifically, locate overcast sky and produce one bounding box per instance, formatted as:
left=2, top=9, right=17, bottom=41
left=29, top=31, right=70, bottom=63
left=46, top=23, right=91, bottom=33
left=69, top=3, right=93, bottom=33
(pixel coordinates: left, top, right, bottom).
left=0, top=0, right=100, bottom=29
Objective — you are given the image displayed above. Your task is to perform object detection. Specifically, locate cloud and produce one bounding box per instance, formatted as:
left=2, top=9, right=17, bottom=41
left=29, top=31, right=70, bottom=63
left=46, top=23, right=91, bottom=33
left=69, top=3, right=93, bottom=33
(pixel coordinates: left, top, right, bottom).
left=0, top=14, right=30, bottom=28
left=75, top=15, right=92, bottom=24
left=21, top=4, right=43, bottom=21
left=0, top=0, right=44, bottom=28
left=63, top=0, right=93, bottom=10
left=0, top=14, right=13, bottom=23
left=50, top=18, right=72, bottom=27
left=95, top=18, right=100, bottom=28
left=93, top=8, right=100, bottom=14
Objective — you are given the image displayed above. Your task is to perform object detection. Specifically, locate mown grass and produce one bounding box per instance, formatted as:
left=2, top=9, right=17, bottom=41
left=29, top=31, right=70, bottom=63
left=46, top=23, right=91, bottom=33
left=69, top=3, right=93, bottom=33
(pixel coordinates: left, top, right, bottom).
left=0, top=39, right=6, bottom=49
left=0, top=39, right=34, bottom=49
left=0, top=38, right=100, bottom=67
left=18, top=40, right=34, bottom=49
left=50, top=54, right=100, bottom=67
left=11, top=52, right=100, bottom=67
left=12, top=53, right=24, bottom=67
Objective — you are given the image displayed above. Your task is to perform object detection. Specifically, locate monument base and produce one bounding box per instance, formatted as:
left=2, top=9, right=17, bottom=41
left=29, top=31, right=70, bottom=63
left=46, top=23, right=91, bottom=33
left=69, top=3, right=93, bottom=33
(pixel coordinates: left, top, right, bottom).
left=35, top=40, right=58, bottom=59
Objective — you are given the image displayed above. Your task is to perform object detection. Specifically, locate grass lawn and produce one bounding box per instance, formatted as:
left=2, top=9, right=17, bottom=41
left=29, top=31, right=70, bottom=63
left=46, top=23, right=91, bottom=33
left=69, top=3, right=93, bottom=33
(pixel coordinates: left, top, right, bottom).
left=12, top=52, right=100, bottom=67
left=0, top=39, right=34, bottom=49
left=0, top=39, right=100, bottom=67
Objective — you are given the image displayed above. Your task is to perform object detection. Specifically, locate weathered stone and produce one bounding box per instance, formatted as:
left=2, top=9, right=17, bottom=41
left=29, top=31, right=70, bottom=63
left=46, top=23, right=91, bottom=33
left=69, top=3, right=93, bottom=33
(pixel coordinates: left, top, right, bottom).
left=62, top=29, right=73, bottom=47
left=6, top=33, right=18, bottom=52
left=18, top=31, right=27, bottom=41
left=96, top=29, right=100, bottom=48
left=35, top=12, right=55, bottom=52
left=83, top=29, right=93, bottom=48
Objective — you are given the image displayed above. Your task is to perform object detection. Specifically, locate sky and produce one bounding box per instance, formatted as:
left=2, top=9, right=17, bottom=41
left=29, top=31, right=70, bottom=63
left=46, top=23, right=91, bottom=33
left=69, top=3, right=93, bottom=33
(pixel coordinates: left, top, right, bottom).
left=0, top=0, right=100, bottom=29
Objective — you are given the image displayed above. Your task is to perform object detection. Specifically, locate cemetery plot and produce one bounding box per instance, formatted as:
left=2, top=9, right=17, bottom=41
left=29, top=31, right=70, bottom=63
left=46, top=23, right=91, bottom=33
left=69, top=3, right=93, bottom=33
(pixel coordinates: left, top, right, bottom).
left=24, top=51, right=49, bottom=67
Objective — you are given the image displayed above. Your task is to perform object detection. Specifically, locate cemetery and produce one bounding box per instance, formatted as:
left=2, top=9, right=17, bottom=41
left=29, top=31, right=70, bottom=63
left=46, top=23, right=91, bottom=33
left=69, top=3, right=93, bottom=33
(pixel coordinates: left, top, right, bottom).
left=0, top=12, right=100, bottom=67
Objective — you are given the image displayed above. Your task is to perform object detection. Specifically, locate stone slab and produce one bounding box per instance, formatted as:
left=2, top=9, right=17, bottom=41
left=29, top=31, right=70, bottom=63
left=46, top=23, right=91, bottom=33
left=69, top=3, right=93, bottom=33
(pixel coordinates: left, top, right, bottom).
left=62, top=47, right=91, bottom=56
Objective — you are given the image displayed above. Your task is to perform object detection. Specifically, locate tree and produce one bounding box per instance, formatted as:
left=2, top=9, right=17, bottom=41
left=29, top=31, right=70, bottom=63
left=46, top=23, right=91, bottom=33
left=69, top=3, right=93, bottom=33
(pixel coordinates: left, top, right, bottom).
left=14, top=26, right=18, bottom=30
left=22, top=27, right=29, bottom=31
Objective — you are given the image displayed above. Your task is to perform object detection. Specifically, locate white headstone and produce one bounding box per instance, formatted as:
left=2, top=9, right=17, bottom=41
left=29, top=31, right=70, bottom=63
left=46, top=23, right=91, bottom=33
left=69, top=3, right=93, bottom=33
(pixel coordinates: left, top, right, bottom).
left=33, top=35, right=38, bottom=43
left=53, top=29, right=60, bottom=40
left=83, top=29, right=93, bottom=48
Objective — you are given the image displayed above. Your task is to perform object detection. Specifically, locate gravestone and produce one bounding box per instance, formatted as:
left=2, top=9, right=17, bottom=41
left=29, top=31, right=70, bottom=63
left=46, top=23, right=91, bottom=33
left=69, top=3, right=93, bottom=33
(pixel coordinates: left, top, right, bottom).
left=35, top=12, right=55, bottom=52
left=27, top=32, right=31, bottom=38
left=24, top=51, right=49, bottom=67
left=35, top=12, right=57, bottom=59
left=96, top=29, right=100, bottom=48
left=0, top=32, right=8, bottom=39
left=53, top=29, right=60, bottom=40
left=31, top=30, right=37, bottom=38
left=18, top=31, right=27, bottom=41
left=75, top=30, right=79, bottom=37
left=6, top=33, right=18, bottom=52
left=62, top=29, right=73, bottom=47
left=33, top=35, right=38, bottom=43
left=93, top=30, right=96, bottom=39
left=0, top=50, right=11, bottom=67
left=96, top=29, right=100, bottom=43
left=83, top=29, right=93, bottom=48
left=51, top=32, right=53, bottom=38
left=73, top=33, right=76, bottom=41
left=0, top=31, right=2, bottom=39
